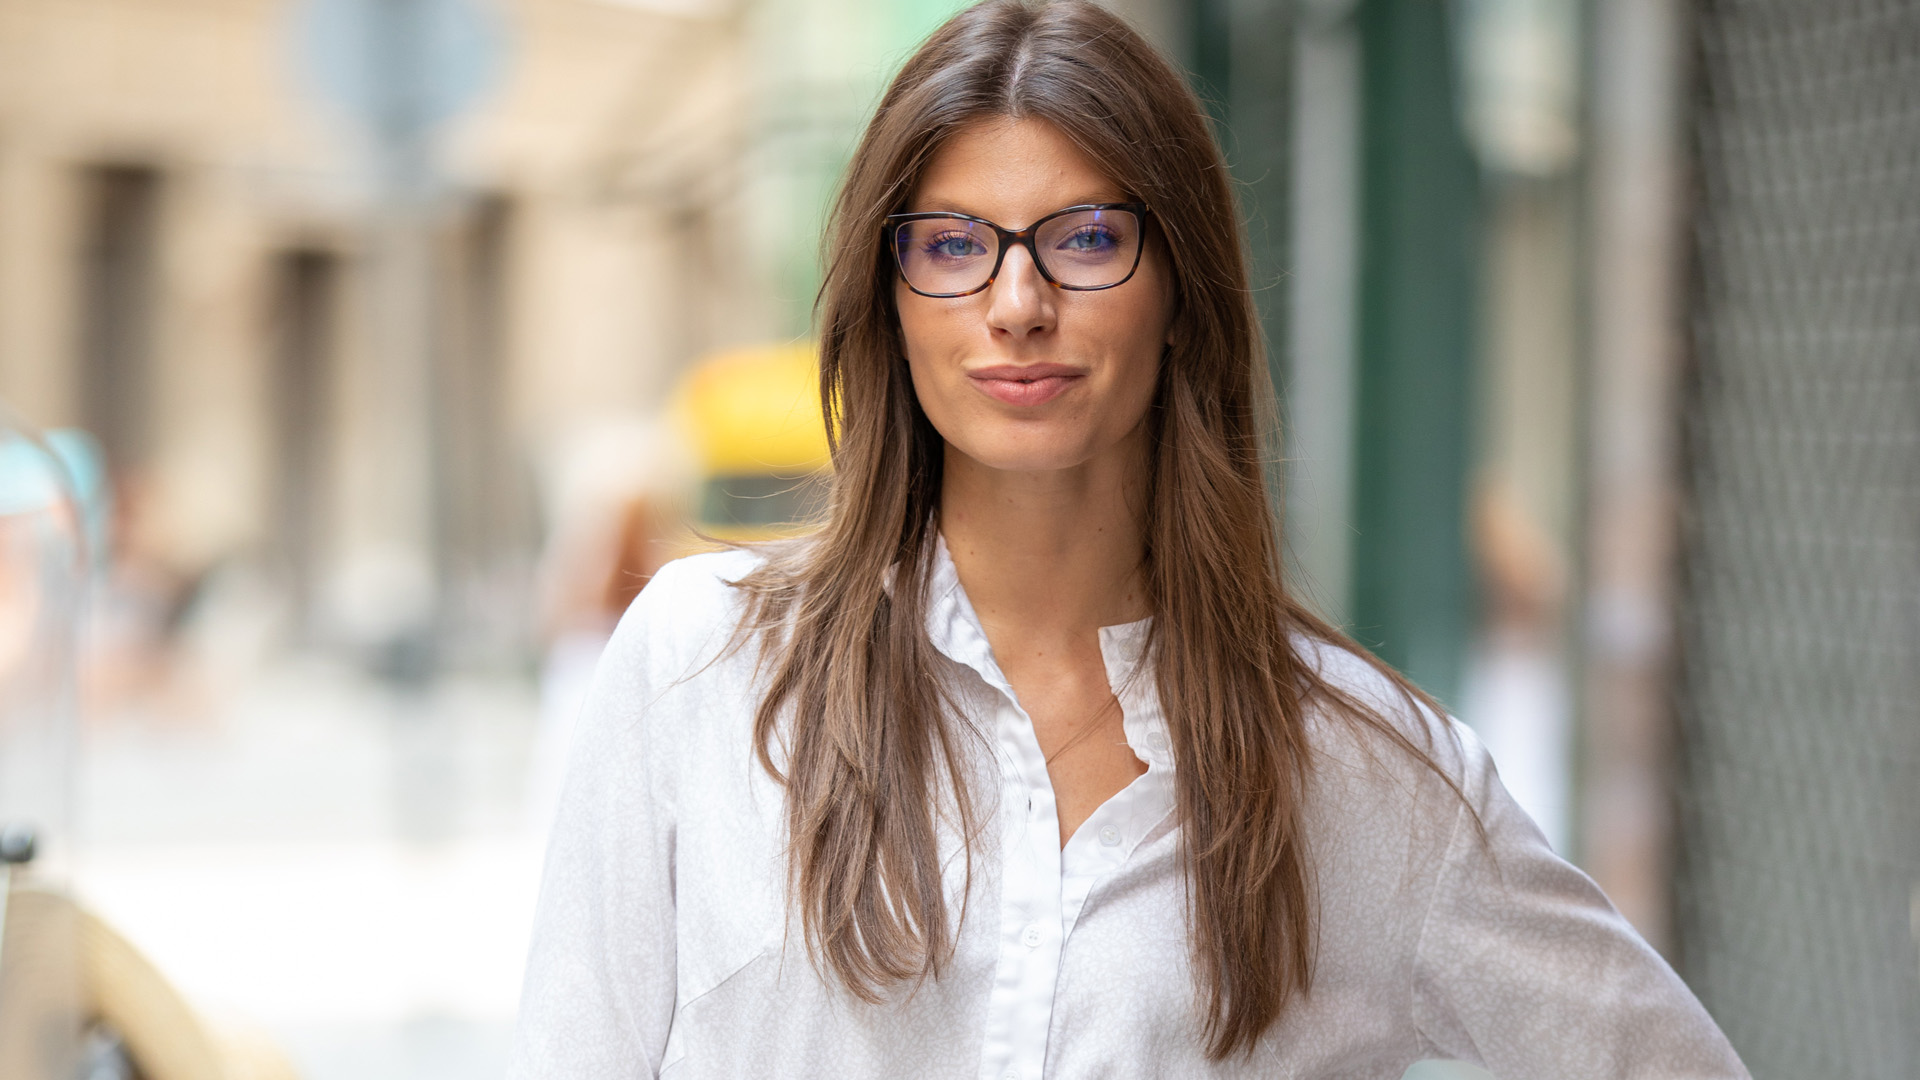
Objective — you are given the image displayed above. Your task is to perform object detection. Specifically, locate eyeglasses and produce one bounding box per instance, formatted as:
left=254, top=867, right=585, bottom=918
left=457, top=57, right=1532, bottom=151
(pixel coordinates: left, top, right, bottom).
left=884, top=202, right=1150, bottom=298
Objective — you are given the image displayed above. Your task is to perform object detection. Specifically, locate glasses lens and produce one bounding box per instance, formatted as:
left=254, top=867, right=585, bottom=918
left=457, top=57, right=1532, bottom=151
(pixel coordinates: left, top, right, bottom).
left=1034, top=208, right=1142, bottom=288
left=894, top=217, right=998, bottom=295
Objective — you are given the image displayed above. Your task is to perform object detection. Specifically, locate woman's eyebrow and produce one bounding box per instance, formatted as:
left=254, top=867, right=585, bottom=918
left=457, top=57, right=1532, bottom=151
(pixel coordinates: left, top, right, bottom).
left=902, top=193, right=1130, bottom=220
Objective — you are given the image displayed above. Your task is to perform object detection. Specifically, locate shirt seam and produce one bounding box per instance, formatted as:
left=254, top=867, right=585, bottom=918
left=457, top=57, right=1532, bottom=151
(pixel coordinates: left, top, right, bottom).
left=1408, top=783, right=1470, bottom=1055
left=660, top=940, right=780, bottom=1074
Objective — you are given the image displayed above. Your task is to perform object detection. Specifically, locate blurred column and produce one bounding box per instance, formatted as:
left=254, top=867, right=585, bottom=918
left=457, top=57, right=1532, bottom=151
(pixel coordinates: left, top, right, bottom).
left=432, top=193, right=532, bottom=660
left=1187, top=0, right=1301, bottom=558
left=1580, top=0, right=1686, bottom=952
left=1284, top=0, right=1361, bottom=623
left=1194, top=0, right=1478, bottom=703
left=368, top=0, right=448, bottom=672
left=296, top=0, right=502, bottom=669
left=1349, top=0, right=1481, bottom=707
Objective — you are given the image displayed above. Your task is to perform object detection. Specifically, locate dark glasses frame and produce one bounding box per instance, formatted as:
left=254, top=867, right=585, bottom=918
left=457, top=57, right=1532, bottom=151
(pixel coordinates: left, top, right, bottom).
left=883, top=202, right=1152, bottom=298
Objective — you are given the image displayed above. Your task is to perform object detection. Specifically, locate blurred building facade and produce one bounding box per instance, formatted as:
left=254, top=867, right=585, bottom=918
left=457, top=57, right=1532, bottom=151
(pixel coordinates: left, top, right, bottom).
left=0, top=0, right=1191, bottom=664
left=0, top=0, right=754, bottom=666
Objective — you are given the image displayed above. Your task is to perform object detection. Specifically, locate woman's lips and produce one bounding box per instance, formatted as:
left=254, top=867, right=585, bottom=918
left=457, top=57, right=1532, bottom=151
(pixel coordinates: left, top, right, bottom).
left=967, top=365, right=1084, bottom=407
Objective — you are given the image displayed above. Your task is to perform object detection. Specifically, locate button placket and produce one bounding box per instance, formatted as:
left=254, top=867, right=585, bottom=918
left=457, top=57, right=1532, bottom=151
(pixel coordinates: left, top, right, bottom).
left=932, top=550, right=1165, bottom=1080
left=1058, top=631, right=1178, bottom=944
left=977, top=692, right=1065, bottom=1080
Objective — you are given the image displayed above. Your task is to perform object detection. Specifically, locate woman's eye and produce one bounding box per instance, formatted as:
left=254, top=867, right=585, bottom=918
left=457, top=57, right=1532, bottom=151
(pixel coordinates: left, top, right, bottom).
left=924, top=233, right=988, bottom=259
left=1058, top=226, right=1120, bottom=253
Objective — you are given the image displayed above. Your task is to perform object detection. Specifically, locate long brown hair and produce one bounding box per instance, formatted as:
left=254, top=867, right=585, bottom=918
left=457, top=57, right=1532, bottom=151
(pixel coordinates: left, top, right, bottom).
left=733, top=0, right=1456, bottom=1058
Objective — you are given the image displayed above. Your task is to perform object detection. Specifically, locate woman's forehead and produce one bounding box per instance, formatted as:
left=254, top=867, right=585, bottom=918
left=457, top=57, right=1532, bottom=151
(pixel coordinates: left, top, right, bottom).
left=907, top=117, right=1127, bottom=221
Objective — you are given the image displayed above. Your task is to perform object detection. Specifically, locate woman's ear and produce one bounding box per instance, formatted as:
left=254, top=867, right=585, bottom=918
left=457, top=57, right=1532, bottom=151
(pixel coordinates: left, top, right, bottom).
left=1163, top=300, right=1186, bottom=352
left=1159, top=255, right=1182, bottom=352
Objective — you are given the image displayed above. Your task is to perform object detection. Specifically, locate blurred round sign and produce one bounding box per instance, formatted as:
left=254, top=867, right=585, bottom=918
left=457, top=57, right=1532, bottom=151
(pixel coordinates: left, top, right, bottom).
left=293, top=0, right=506, bottom=135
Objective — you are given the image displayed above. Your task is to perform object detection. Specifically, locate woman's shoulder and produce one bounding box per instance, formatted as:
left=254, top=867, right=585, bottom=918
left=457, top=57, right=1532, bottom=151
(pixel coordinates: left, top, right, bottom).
left=1285, top=632, right=1514, bottom=917
left=566, top=546, right=779, bottom=779
left=643, top=546, right=770, bottom=609
left=601, top=546, right=771, bottom=674
left=1287, top=631, right=1484, bottom=797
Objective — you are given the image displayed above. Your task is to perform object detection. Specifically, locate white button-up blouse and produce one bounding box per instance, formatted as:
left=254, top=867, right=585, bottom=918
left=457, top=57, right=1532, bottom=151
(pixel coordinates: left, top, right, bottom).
left=507, top=546, right=1748, bottom=1080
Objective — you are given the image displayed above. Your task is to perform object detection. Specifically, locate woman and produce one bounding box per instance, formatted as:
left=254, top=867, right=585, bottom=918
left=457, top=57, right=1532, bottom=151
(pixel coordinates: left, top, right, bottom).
left=508, top=2, right=1748, bottom=1077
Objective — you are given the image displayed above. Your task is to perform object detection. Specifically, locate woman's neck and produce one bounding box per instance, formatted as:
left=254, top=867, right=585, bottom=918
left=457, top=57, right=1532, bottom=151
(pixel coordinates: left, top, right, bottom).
left=937, top=434, right=1150, bottom=638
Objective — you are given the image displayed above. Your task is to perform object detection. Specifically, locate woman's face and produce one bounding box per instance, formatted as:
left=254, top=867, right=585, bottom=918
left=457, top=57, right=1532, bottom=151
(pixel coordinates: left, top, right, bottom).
left=895, top=117, right=1175, bottom=477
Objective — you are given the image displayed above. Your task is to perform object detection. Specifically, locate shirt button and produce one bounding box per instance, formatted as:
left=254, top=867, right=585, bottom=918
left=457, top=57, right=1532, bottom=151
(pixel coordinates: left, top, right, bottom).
left=1147, top=729, right=1169, bottom=752
left=1021, top=923, right=1043, bottom=948
left=1099, top=825, right=1121, bottom=847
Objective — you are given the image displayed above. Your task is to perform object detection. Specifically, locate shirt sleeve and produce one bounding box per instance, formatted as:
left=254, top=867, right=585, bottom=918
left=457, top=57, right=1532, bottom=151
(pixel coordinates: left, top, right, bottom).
left=506, top=567, right=687, bottom=1080
left=1410, top=722, right=1751, bottom=1079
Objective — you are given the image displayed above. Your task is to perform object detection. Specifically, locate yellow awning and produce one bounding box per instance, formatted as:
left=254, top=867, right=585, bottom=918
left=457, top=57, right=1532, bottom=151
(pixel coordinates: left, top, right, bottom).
left=671, top=343, right=830, bottom=475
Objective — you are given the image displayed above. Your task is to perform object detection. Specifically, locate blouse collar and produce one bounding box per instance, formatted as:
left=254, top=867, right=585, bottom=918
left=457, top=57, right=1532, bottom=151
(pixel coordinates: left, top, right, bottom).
left=923, top=533, right=1172, bottom=772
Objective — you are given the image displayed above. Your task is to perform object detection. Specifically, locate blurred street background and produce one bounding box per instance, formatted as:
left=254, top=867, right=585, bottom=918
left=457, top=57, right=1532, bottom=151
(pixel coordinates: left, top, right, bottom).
left=0, top=0, right=1914, bottom=1077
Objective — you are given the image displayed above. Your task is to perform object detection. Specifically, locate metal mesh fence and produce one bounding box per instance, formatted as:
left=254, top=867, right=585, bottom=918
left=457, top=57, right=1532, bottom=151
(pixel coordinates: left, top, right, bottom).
left=1675, top=2, right=1920, bottom=1076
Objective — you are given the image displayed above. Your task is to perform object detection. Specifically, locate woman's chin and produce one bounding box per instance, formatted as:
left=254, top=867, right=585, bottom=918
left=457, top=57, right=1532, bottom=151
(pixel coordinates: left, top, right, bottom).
left=947, top=433, right=1104, bottom=476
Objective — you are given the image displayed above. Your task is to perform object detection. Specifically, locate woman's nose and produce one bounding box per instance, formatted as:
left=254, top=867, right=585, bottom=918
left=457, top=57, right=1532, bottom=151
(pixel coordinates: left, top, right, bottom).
left=985, top=243, right=1056, bottom=339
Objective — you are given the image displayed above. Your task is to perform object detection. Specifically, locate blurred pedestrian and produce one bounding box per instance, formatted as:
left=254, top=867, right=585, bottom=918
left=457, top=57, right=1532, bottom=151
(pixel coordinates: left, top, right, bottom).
left=509, top=3, right=1749, bottom=1077
left=526, top=417, right=690, bottom=838
left=1460, top=478, right=1574, bottom=852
